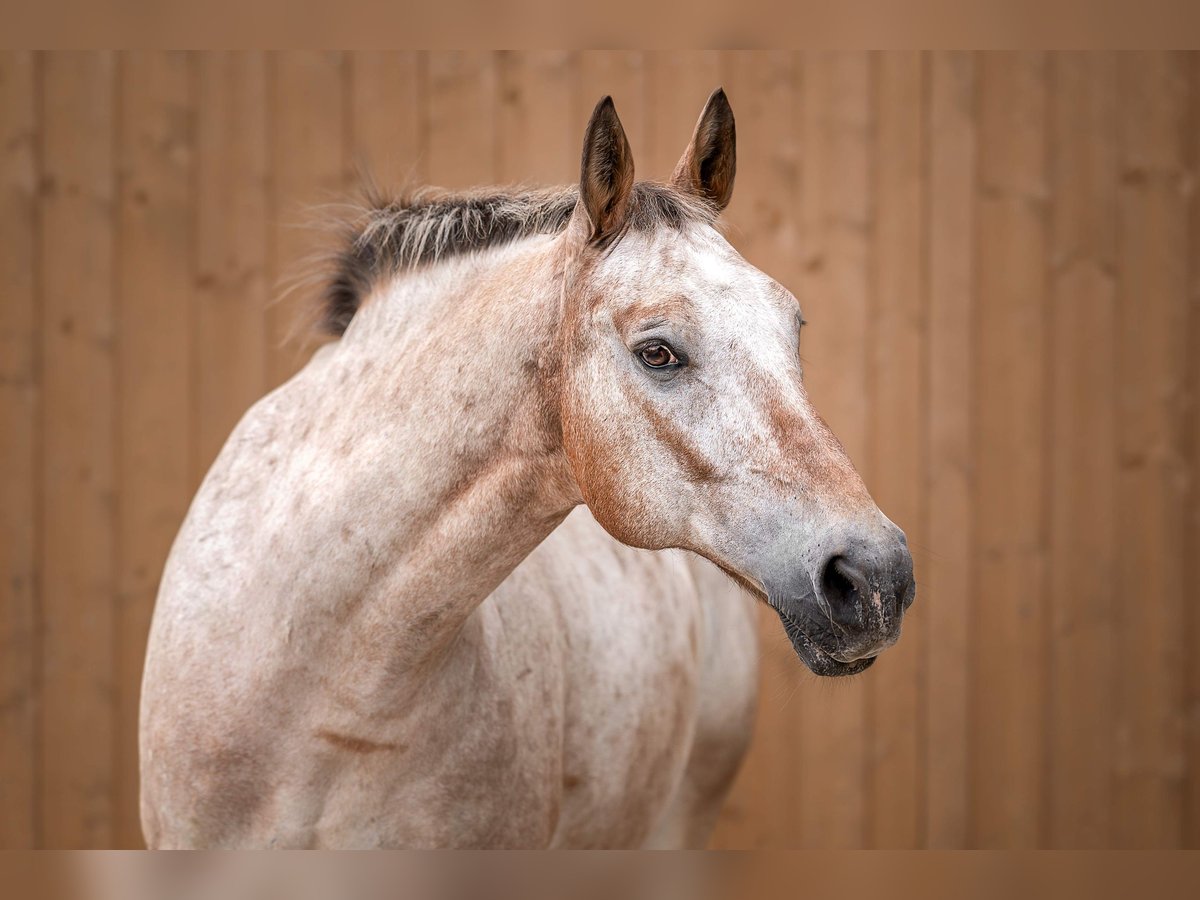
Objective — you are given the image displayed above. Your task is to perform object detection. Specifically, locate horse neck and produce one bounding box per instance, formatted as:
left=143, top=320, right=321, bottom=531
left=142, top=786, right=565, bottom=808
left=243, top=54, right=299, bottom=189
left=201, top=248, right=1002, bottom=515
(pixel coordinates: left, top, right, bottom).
left=315, top=236, right=579, bottom=676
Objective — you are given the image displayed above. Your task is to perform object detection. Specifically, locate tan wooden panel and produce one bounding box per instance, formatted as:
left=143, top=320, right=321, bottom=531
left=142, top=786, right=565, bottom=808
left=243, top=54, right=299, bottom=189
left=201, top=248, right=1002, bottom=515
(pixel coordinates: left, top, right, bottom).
left=643, top=52, right=724, bottom=182
left=0, top=50, right=39, bottom=849
left=425, top=52, right=498, bottom=189
left=195, top=52, right=270, bottom=480
left=708, top=50, right=801, bottom=850
left=1188, top=53, right=1200, bottom=851
left=348, top=52, right=422, bottom=192
left=113, top=51, right=194, bottom=850
left=924, top=51, right=975, bottom=849
left=578, top=52, right=646, bottom=161
left=39, top=50, right=117, bottom=849
left=269, top=51, right=347, bottom=388
left=7, top=50, right=1200, bottom=850
left=497, top=51, right=576, bottom=186
left=1113, top=51, right=1190, bottom=849
left=1047, top=52, right=1118, bottom=849
left=971, top=52, right=1050, bottom=848
left=795, top=51, right=873, bottom=848
left=866, top=50, right=925, bottom=849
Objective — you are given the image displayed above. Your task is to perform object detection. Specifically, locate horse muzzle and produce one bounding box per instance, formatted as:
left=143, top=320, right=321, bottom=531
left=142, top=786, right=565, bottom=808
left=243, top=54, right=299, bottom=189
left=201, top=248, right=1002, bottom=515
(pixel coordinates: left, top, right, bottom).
left=769, top=522, right=916, bottom=677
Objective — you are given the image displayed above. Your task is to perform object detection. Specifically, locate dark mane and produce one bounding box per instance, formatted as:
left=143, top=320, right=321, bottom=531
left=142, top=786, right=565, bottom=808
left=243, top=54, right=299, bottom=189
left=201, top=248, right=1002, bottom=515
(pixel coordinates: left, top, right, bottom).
left=322, top=182, right=716, bottom=336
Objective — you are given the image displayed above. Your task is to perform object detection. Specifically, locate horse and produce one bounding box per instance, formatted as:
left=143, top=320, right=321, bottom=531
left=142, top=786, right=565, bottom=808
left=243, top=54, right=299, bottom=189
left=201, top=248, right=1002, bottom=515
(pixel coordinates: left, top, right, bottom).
left=139, top=88, right=915, bottom=849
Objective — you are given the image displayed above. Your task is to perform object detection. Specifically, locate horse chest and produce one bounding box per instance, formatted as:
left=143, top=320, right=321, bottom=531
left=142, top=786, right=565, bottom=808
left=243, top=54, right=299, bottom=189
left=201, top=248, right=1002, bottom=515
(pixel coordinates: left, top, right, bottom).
left=315, top=558, right=703, bottom=849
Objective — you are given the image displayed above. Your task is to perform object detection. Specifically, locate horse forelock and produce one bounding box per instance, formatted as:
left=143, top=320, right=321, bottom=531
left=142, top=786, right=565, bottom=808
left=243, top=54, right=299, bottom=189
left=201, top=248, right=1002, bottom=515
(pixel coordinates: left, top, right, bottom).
left=322, top=181, right=718, bottom=337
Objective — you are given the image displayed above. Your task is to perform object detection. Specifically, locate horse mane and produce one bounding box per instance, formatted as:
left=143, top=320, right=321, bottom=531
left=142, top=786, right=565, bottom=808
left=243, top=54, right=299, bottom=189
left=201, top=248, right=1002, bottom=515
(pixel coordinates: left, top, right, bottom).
left=322, top=181, right=717, bottom=336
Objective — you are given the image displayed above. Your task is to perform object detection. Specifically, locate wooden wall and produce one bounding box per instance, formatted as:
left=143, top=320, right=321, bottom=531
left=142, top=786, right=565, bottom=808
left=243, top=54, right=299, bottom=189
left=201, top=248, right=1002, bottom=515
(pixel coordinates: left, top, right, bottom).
left=1, top=51, right=1198, bottom=849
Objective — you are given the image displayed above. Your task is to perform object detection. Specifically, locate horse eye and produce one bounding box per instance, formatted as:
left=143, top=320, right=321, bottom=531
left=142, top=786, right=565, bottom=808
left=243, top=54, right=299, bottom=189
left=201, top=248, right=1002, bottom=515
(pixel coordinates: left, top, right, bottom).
left=639, top=344, right=679, bottom=369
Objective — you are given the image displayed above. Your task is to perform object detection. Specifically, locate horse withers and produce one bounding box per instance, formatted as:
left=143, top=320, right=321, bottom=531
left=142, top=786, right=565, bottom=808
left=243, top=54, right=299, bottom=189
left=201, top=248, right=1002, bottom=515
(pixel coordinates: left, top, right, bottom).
left=139, top=89, right=914, bottom=848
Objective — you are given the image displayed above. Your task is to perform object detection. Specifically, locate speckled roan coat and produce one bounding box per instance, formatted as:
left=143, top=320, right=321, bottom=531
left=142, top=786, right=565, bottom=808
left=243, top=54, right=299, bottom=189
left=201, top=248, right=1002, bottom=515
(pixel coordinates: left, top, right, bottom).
left=139, top=90, right=912, bottom=848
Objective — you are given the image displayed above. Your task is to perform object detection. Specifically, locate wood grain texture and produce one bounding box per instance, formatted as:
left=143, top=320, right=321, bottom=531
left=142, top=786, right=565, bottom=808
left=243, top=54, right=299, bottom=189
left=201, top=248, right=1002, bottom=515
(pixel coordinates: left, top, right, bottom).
left=348, top=52, right=422, bottom=191
left=39, top=51, right=117, bottom=849
left=643, top=52, right=724, bottom=182
left=577, top=52, right=646, bottom=161
left=425, top=52, right=498, bottom=189
left=113, top=51, right=194, bottom=849
left=971, top=52, right=1050, bottom=848
left=269, top=51, right=346, bottom=387
left=1187, top=53, right=1200, bottom=851
left=866, top=51, right=926, bottom=849
left=195, top=52, right=270, bottom=482
left=1047, top=52, right=1118, bottom=848
left=3, top=51, right=1199, bottom=849
left=0, top=50, right=39, bottom=849
left=1113, top=51, right=1190, bottom=849
left=497, top=51, right=576, bottom=186
left=923, top=51, right=974, bottom=849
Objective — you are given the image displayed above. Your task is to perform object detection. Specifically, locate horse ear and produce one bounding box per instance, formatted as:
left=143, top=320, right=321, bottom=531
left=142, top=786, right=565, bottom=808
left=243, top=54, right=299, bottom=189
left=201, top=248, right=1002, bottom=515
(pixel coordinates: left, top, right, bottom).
left=579, top=96, right=635, bottom=243
left=671, top=88, right=736, bottom=211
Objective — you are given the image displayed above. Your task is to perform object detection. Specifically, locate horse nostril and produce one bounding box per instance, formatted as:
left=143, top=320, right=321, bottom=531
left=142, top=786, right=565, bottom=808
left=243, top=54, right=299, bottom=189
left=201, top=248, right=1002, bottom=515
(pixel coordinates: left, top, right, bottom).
left=819, top=555, right=866, bottom=628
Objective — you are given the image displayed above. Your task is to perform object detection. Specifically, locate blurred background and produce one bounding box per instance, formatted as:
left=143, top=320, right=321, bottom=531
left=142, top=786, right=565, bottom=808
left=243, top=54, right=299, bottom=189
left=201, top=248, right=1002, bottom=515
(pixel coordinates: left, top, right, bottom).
left=0, top=51, right=1197, bottom=849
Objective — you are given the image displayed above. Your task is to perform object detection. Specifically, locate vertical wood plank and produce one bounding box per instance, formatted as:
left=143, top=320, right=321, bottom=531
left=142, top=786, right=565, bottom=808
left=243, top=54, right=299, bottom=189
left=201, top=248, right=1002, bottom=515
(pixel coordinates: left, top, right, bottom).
left=867, top=50, right=925, bottom=849
left=348, top=52, right=422, bottom=192
left=707, top=51, right=800, bottom=851
left=924, top=50, right=975, bottom=849
left=796, top=51, right=873, bottom=848
left=1047, top=52, right=1118, bottom=849
left=1113, top=51, right=1189, bottom=849
left=497, top=51, right=576, bottom=186
left=14, top=48, right=1200, bottom=852
left=269, top=51, right=347, bottom=388
left=643, top=52, right=724, bottom=181
left=1187, top=52, right=1200, bottom=851
left=40, top=50, right=116, bottom=849
left=195, top=53, right=270, bottom=480
left=0, top=50, right=39, bottom=849
left=972, top=52, right=1050, bottom=848
left=577, top=52, right=646, bottom=160
left=425, top=52, right=497, bottom=189
left=113, top=51, right=194, bottom=849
